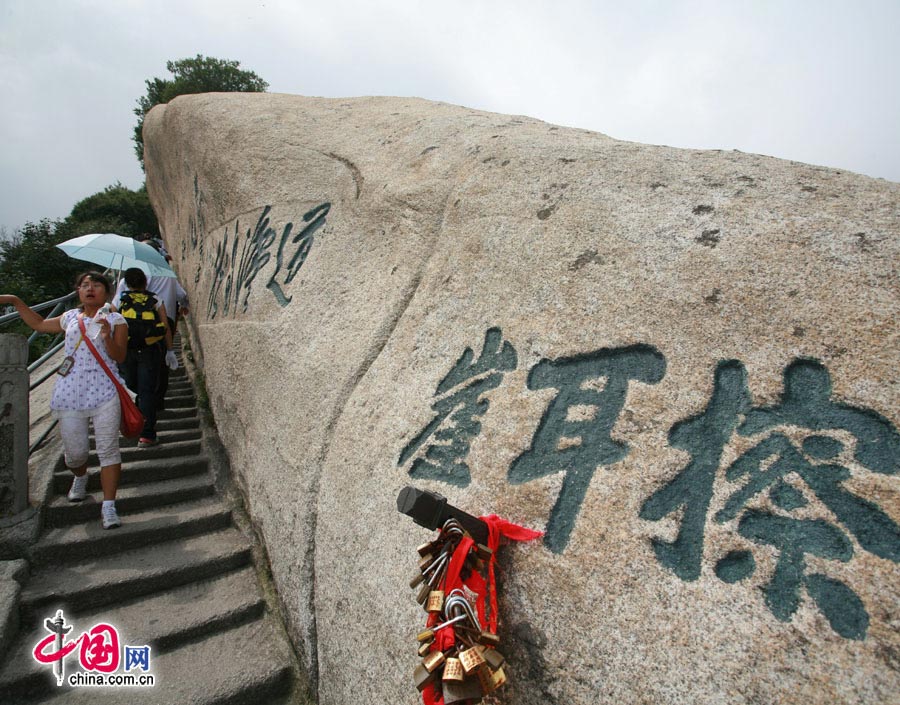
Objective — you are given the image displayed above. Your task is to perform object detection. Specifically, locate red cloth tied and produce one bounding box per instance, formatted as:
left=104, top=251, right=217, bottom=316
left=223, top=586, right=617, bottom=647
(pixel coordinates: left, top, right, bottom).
left=480, top=514, right=543, bottom=633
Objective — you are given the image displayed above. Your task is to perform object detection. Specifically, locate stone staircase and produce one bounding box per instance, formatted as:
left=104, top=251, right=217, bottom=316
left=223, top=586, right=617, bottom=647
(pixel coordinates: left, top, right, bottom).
left=0, top=345, right=306, bottom=704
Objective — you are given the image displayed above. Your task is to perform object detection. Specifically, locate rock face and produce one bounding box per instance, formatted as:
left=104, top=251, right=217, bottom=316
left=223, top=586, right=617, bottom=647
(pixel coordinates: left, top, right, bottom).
left=144, top=94, right=900, bottom=705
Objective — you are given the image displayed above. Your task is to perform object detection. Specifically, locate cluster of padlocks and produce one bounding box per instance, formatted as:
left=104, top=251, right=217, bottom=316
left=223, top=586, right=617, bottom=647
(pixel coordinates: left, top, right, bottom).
left=411, top=518, right=508, bottom=703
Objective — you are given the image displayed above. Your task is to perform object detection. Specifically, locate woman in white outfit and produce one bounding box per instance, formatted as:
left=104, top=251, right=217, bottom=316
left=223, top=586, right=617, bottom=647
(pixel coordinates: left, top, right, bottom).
left=1, top=271, right=129, bottom=529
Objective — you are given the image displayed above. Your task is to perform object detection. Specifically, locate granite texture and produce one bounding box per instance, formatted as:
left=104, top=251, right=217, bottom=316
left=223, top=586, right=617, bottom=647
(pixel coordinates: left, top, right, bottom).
left=144, top=93, right=899, bottom=704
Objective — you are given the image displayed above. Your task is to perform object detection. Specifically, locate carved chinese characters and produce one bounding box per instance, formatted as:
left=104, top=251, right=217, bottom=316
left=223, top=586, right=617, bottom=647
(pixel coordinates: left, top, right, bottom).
left=399, top=328, right=517, bottom=486
left=184, top=179, right=331, bottom=320
left=400, top=331, right=900, bottom=640
left=643, top=359, right=900, bottom=640
left=509, top=345, right=665, bottom=553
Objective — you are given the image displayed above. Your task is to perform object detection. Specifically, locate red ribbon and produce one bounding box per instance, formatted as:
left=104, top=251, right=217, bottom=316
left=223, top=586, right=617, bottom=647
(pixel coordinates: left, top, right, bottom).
left=420, top=514, right=542, bottom=705
left=481, top=515, right=543, bottom=633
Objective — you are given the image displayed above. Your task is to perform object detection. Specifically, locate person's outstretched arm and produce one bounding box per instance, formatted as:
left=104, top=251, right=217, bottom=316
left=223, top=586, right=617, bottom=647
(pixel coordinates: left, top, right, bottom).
left=0, top=295, right=63, bottom=334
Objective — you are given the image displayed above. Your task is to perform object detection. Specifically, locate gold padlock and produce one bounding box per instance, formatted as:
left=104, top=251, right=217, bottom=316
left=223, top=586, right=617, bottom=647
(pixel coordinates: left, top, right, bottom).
left=417, top=613, right=466, bottom=643
left=458, top=645, right=486, bottom=674
left=464, top=550, right=484, bottom=572
left=417, top=640, right=433, bottom=657
left=417, top=540, right=439, bottom=557
left=442, top=657, right=465, bottom=682
left=476, top=663, right=496, bottom=693
left=422, top=650, right=446, bottom=673
left=491, top=665, right=507, bottom=690
left=425, top=590, right=444, bottom=613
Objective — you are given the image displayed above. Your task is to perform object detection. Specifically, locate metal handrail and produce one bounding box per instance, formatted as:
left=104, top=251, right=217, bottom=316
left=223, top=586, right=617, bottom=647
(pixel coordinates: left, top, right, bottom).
left=29, top=340, right=66, bottom=378
left=0, top=291, right=78, bottom=325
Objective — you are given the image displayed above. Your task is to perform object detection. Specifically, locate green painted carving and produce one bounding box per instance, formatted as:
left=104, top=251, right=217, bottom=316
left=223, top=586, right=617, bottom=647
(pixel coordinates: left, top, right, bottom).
left=510, top=345, right=666, bottom=554
left=714, top=549, right=755, bottom=584
left=207, top=206, right=276, bottom=319
left=768, top=479, right=807, bottom=511
left=189, top=175, right=205, bottom=253
left=805, top=573, right=869, bottom=641
left=738, top=510, right=868, bottom=640
left=206, top=203, right=330, bottom=318
left=716, top=433, right=900, bottom=562
left=739, top=359, right=899, bottom=475
left=267, top=203, right=330, bottom=307
left=399, top=330, right=897, bottom=638
left=399, top=328, right=517, bottom=486
left=643, top=357, right=899, bottom=640
left=639, top=360, right=750, bottom=579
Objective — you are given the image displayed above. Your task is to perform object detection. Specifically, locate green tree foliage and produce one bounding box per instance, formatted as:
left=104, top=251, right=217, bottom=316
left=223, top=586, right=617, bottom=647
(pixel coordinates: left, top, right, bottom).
left=0, top=220, right=80, bottom=302
left=133, top=55, right=269, bottom=168
left=0, top=184, right=157, bottom=302
left=0, top=219, right=82, bottom=362
left=0, top=183, right=158, bottom=362
left=66, top=183, right=159, bottom=239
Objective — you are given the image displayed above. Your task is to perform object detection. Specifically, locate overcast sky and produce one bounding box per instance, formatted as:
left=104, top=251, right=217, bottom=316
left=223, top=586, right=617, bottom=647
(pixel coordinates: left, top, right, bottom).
left=1, top=0, right=898, bottom=236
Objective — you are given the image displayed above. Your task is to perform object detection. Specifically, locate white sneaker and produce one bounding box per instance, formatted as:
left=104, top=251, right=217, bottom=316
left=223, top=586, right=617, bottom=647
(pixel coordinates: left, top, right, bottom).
left=101, top=504, right=121, bottom=530
left=67, top=474, right=89, bottom=502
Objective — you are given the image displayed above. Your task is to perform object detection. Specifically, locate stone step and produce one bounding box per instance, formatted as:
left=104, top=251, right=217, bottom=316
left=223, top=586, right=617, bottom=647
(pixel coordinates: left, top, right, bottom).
left=29, top=498, right=232, bottom=566
left=153, top=416, right=202, bottom=431
left=161, top=393, right=196, bottom=406
left=52, top=455, right=210, bottom=494
left=164, top=385, right=194, bottom=396
left=157, top=391, right=197, bottom=408
left=78, top=427, right=201, bottom=455
left=158, top=406, right=200, bottom=420
left=0, top=566, right=266, bottom=702
left=159, top=395, right=195, bottom=409
left=45, top=474, right=216, bottom=528
left=119, top=428, right=202, bottom=448
left=36, top=619, right=293, bottom=705
left=54, top=438, right=206, bottom=466
left=119, top=438, right=202, bottom=463
left=162, top=381, right=194, bottom=393
left=20, top=527, right=252, bottom=621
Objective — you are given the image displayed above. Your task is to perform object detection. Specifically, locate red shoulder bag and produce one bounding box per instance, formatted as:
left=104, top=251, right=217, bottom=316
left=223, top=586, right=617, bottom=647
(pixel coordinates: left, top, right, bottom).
left=77, top=315, right=145, bottom=438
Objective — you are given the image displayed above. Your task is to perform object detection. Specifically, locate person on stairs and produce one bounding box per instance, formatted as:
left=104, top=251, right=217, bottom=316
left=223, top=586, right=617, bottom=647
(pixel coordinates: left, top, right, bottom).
left=1, top=272, right=128, bottom=529
left=114, top=263, right=186, bottom=412
left=114, top=268, right=173, bottom=448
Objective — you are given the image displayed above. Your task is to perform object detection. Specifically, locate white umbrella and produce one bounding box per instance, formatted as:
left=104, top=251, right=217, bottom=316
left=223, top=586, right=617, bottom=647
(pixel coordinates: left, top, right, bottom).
left=56, top=233, right=176, bottom=278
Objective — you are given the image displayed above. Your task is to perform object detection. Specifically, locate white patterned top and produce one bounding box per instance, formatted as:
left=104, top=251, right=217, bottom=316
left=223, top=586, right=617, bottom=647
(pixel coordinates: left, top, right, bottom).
left=51, top=309, right=127, bottom=417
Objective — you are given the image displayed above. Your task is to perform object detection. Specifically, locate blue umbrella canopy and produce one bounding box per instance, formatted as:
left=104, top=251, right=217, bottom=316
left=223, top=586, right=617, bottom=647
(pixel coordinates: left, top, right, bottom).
left=56, top=233, right=176, bottom=278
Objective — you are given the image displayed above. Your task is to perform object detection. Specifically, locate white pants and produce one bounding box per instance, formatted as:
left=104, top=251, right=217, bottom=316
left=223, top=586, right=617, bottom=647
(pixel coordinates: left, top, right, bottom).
left=58, top=398, right=122, bottom=469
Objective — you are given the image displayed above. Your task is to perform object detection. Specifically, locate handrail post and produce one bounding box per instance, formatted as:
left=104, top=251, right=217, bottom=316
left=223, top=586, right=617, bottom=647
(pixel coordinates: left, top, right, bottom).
left=0, top=334, right=30, bottom=516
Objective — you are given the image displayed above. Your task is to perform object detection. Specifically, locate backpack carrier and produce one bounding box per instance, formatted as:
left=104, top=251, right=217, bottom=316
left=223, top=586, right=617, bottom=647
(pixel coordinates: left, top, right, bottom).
left=118, top=291, right=166, bottom=349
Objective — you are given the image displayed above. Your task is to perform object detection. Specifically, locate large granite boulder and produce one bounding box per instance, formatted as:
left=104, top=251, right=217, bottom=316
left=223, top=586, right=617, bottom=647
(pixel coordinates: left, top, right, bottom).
left=144, top=94, right=899, bottom=704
